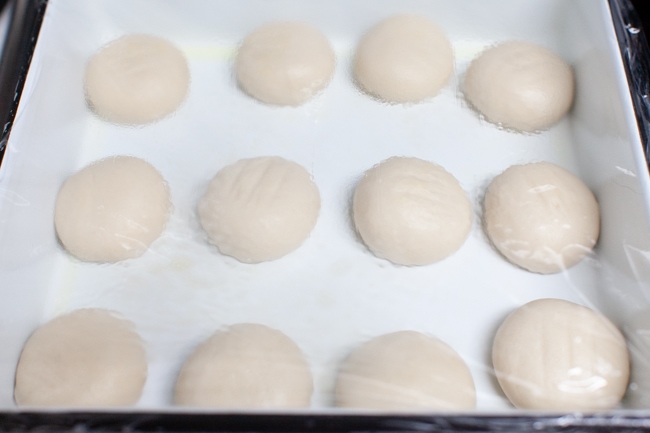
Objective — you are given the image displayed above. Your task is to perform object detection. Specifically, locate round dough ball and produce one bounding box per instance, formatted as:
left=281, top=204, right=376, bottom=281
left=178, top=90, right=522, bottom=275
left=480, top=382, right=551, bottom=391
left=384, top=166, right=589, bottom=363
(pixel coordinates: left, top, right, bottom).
left=335, top=331, right=476, bottom=411
left=198, top=156, right=320, bottom=263
left=174, top=323, right=313, bottom=408
left=84, top=34, right=190, bottom=124
left=464, top=41, right=574, bottom=132
left=484, top=162, right=600, bottom=274
left=14, top=309, right=147, bottom=407
left=236, top=22, right=335, bottom=106
left=55, top=156, right=172, bottom=262
left=492, top=299, right=630, bottom=410
left=353, top=157, right=472, bottom=266
left=353, top=15, right=453, bottom=103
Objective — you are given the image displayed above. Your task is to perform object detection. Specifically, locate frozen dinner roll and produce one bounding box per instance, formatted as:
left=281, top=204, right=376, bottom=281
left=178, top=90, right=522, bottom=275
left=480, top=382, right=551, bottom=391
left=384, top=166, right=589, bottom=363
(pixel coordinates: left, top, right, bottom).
left=353, top=157, right=472, bottom=266
left=14, top=309, right=147, bottom=407
left=353, top=14, right=453, bottom=103
left=174, top=323, right=313, bottom=408
left=54, top=155, right=172, bottom=262
left=484, top=162, right=600, bottom=274
left=464, top=41, right=574, bottom=132
left=335, top=331, right=476, bottom=411
left=198, top=156, right=320, bottom=263
left=236, top=22, right=335, bottom=105
left=84, top=34, right=190, bottom=124
left=492, top=299, right=630, bottom=410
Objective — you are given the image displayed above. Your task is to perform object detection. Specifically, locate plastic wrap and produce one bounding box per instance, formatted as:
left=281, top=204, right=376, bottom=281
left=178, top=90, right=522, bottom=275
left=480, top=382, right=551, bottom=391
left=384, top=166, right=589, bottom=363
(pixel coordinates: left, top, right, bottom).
left=1, top=0, right=650, bottom=430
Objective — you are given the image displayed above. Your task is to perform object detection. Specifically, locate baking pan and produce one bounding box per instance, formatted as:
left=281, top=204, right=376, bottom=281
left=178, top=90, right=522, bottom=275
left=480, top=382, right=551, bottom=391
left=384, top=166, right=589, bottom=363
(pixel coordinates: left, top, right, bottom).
left=1, top=0, right=650, bottom=431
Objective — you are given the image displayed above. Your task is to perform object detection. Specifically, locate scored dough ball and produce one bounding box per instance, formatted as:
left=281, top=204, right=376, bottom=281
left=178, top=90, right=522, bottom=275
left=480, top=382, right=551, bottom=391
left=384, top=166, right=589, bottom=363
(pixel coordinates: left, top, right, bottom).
left=464, top=41, right=574, bottom=132
left=353, top=157, right=472, bottom=266
left=493, top=299, right=630, bottom=410
left=335, top=331, right=476, bottom=411
left=353, top=15, right=453, bottom=103
left=198, top=156, right=320, bottom=263
left=174, top=323, right=313, bottom=408
left=84, top=34, right=190, bottom=124
left=236, top=22, right=335, bottom=106
left=55, top=156, right=172, bottom=262
left=484, top=162, right=600, bottom=274
left=14, top=309, right=147, bottom=407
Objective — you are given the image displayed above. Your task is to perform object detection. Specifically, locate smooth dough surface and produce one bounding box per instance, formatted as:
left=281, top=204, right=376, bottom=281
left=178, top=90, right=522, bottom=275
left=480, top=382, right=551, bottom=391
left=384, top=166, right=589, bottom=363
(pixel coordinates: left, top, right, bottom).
left=84, top=34, right=190, bottom=124
left=484, top=162, right=600, bottom=274
left=55, top=156, right=172, bottom=262
left=174, top=323, right=313, bottom=408
left=14, top=309, right=147, bottom=407
left=493, top=299, right=630, bottom=410
left=353, top=157, right=472, bottom=266
left=335, top=331, right=476, bottom=411
left=464, top=41, right=574, bottom=132
left=353, top=15, right=453, bottom=103
left=198, top=156, right=320, bottom=263
left=236, top=22, right=335, bottom=106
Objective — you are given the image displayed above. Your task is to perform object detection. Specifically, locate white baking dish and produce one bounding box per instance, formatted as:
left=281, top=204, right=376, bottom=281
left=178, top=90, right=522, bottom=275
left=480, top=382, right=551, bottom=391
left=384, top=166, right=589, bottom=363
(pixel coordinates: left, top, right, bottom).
left=0, top=0, right=649, bottom=415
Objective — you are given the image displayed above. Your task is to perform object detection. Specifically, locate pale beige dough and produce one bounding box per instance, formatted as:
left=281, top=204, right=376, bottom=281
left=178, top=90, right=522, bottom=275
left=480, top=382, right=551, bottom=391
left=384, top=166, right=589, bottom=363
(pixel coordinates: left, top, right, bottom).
left=236, top=22, right=335, bottom=106
left=55, top=156, right=172, bottom=262
left=84, top=34, right=190, bottom=124
left=174, top=323, right=313, bottom=408
left=464, top=41, right=574, bottom=132
left=353, top=157, right=472, bottom=266
left=198, top=156, right=320, bottom=263
left=335, top=331, right=476, bottom=411
left=353, top=15, right=453, bottom=103
left=493, top=299, right=630, bottom=410
left=484, top=162, right=600, bottom=274
left=14, top=309, right=147, bottom=407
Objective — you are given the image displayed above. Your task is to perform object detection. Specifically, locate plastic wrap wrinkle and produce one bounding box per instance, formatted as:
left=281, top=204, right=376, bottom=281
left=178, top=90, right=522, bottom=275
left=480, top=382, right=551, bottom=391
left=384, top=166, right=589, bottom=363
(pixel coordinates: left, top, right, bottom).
left=0, top=0, right=648, bottom=424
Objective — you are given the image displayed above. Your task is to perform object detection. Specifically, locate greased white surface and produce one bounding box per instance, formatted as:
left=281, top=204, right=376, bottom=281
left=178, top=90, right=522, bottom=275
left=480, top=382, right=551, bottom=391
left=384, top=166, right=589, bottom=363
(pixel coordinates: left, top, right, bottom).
left=0, top=0, right=650, bottom=412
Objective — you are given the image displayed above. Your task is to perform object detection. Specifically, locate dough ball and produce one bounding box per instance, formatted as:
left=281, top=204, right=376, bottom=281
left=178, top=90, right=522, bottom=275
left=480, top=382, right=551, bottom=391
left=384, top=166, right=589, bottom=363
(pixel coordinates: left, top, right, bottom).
left=335, top=331, right=476, bottom=411
left=236, top=22, right=335, bottom=106
left=55, top=156, right=172, bottom=262
left=464, top=41, right=574, bottom=132
left=353, top=15, right=453, bottom=103
left=484, top=162, right=600, bottom=274
left=174, top=323, right=313, bottom=408
left=493, top=299, right=630, bottom=410
left=353, top=157, right=472, bottom=266
left=14, top=309, right=147, bottom=407
left=198, top=156, right=320, bottom=263
left=84, top=34, right=190, bottom=124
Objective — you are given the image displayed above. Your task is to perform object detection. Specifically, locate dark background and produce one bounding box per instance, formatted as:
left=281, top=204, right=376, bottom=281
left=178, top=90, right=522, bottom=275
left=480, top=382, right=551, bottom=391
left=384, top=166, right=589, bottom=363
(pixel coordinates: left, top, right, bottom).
left=633, top=0, right=650, bottom=30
